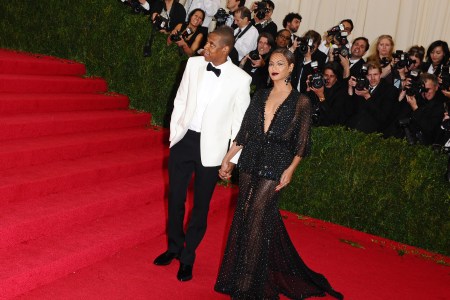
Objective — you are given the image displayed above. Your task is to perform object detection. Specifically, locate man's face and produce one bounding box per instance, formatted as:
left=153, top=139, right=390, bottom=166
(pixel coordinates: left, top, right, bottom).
left=264, top=4, right=273, bottom=20
left=341, top=21, right=353, bottom=34
left=234, top=11, right=248, bottom=28
left=287, top=18, right=301, bottom=33
left=351, top=39, right=368, bottom=59
left=367, top=68, right=381, bottom=87
left=422, top=79, right=438, bottom=100
left=203, top=33, right=227, bottom=65
left=226, top=0, right=239, bottom=11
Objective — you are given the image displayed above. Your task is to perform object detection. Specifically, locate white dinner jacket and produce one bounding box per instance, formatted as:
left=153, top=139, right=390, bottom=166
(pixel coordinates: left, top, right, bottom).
left=169, top=56, right=251, bottom=167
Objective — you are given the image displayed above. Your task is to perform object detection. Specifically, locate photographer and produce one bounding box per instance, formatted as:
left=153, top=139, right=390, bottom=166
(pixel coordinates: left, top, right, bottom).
left=396, top=46, right=426, bottom=90
left=225, top=0, right=246, bottom=28
left=291, top=30, right=327, bottom=93
left=347, top=62, right=398, bottom=135
left=421, top=40, right=450, bottom=76
left=400, top=73, right=446, bottom=145
left=318, top=19, right=353, bottom=57
left=250, top=0, right=277, bottom=39
left=183, top=0, right=220, bottom=29
left=152, top=0, right=186, bottom=33
left=366, top=35, right=395, bottom=85
left=282, top=12, right=302, bottom=45
left=306, top=62, right=352, bottom=126
left=239, top=32, right=274, bottom=91
left=233, top=6, right=259, bottom=62
left=167, top=8, right=206, bottom=57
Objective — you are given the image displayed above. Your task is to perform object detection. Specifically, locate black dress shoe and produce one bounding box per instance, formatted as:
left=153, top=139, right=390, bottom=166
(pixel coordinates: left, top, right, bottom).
left=177, top=263, right=193, bottom=281
left=153, top=251, right=178, bottom=266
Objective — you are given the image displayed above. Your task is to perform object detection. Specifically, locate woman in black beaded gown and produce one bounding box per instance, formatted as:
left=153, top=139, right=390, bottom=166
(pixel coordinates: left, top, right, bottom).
left=214, top=48, right=343, bottom=300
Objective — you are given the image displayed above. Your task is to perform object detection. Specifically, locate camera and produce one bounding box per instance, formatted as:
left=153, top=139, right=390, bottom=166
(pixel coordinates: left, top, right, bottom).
left=214, top=8, right=229, bottom=28
left=297, top=37, right=314, bottom=55
left=169, top=28, right=192, bottom=42
left=153, top=15, right=169, bottom=31
left=440, top=65, right=450, bottom=90
left=380, top=57, right=391, bottom=68
left=355, top=64, right=370, bottom=91
left=327, top=23, right=345, bottom=36
left=392, top=50, right=415, bottom=69
left=308, top=61, right=325, bottom=89
left=129, top=0, right=145, bottom=14
left=248, top=49, right=260, bottom=60
left=254, top=0, right=269, bottom=20
left=404, top=70, right=427, bottom=96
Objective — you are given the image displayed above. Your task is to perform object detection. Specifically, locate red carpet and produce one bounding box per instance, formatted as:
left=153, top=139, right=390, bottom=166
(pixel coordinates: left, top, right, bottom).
left=0, top=49, right=449, bottom=300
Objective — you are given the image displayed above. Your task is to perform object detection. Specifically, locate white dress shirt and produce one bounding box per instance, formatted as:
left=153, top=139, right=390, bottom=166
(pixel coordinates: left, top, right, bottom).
left=234, top=25, right=259, bottom=62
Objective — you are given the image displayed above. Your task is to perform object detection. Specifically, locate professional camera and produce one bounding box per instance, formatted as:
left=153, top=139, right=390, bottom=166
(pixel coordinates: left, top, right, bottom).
left=254, top=0, right=269, bottom=20
left=355, top=64, right=370, bottom=91
left=308, top=61, right=325, bottom=89
left=169, top=28, right=192, bottom=42
left=297, top=37, right=314, bottom=55
left=440, top=65, right=450, bottom=90
left=380, top=57, right=391, bottom=68
left=327, top=23, right=345, bottom=37
left=214, top=8, right=229, bottom=27
left=248, top=49, right=260, bottom=60
left=392, top=50, right=415, bottom=69
left=153, top=15, right=169, bottom=31
left=404, top=70, right=427, bottom=96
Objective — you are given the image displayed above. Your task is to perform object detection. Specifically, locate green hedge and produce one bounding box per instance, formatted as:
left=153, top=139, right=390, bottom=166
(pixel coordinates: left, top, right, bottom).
left=1, top=1, right=448, bottom=255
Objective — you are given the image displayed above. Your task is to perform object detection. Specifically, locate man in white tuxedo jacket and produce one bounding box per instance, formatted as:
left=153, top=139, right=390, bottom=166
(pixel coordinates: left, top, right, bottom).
left=153, top=26, right=252, bottom=282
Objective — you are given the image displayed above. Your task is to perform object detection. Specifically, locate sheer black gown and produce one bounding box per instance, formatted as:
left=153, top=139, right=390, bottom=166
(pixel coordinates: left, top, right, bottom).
left=214, top=89, right=343, bottom=299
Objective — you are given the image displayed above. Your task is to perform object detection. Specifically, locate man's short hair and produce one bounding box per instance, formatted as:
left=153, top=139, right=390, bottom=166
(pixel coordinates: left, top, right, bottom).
left=366, top=61, right=382, bottom=73
left=421, top=73, right=439, bottom=86
left=353, top=37, right=370, bottom=52
left=238, top=0, right=246, bottom=7
left=340, top=19, right=354, bottom=32
left=265, top=0, right=275, bottom=10
left=282, top=13, right=302, bottom=28
left=303, top=30, right=321, bottom=46
left=236, top=6, right=251, bottom=21
left=212, top=26, right=235, bottom=50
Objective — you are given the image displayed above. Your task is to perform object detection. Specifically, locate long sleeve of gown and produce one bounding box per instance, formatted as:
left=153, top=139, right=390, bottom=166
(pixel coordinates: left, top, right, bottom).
left=294, top=93, right=312, bottom=157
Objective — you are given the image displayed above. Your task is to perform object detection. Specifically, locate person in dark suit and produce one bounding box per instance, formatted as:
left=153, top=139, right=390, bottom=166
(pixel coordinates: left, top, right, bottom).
left=153, top=26, right=252, bottom=282
left=250, top=0, right=277, bottom=39
left=307, top=62, right=352, bottom=126
left=151, top=0, right=186, bottom=33
left=347, top=62, right=398, bottom=134
left=291, top=30, right=327, bottom=93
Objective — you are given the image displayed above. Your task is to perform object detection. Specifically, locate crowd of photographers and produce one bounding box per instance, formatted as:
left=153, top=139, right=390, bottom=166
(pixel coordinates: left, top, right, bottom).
left=118, top=0, right=450, bottom=181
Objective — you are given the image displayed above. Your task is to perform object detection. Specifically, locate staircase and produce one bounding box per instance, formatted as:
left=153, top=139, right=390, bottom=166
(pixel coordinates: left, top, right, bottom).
left=0, top=49, right=172, bottom=299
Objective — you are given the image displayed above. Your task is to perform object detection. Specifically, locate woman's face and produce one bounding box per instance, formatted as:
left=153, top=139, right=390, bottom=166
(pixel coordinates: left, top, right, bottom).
left=275, top=30, right=290, bottom=48
left=257, top=37, right=272, bottom=55
left=430, top=46, right=444, bottom=66
left=189, top=11, right=204, bottom=27
left=323, top=69, right=338, bottom=88
left=268, top=52, right=293, bottom=82
left=378, top=38, right=393, bottom=58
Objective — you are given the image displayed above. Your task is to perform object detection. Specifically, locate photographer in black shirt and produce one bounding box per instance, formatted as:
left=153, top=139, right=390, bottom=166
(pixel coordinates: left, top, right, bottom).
left=239, top=32, right=274, bottom=91
left=250, top=0, right=277, bottom=39
left=152, top=0, right=186, bottom=33
left=306, top=62, right=352, bottom=126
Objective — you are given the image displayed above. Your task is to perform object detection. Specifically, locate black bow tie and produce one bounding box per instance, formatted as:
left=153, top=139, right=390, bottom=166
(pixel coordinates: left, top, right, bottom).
left=207, top=63, right=221, bottom=77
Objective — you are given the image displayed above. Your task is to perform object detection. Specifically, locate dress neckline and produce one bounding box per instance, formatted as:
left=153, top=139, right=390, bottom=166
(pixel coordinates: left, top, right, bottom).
left=262, top=88, right=293, bottom=134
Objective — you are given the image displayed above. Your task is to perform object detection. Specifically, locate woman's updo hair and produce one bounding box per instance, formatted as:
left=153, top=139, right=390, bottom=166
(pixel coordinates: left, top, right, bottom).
left=270, top=48, right=295, bottom=66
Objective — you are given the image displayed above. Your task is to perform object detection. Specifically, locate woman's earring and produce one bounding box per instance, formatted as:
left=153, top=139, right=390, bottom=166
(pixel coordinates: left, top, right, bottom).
left=284, top=73, right=292, bottom=85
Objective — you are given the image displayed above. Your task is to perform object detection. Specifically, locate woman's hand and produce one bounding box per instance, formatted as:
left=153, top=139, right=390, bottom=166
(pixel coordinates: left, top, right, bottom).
left=275, top=167, right=294, bottom=191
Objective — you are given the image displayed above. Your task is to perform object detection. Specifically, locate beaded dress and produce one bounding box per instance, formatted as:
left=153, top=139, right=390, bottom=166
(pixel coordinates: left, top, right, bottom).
left=214, top=89, right=343, bottom=299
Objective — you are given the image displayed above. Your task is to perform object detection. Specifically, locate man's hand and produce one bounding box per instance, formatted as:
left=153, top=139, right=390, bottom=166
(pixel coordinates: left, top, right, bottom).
left=406, top=94, right=418, bottom=110
left=218, top=160, right=235, bottom=180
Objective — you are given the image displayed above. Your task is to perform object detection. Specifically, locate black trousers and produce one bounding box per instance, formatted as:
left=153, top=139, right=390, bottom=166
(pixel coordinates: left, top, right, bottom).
left=167, top=130, right=220, bottom=266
